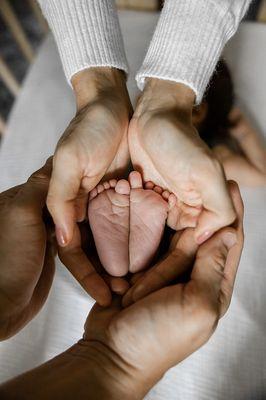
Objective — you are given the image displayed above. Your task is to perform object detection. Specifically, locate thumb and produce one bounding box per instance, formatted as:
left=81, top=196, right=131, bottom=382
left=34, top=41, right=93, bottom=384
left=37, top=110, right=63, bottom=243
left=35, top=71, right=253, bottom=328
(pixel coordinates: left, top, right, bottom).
left=194, top=169, right=236, bottom=244
left=191, top=228, right=238, bottom=316
left=15, top=157, right=53, bottom=211
left=46, top=152, right=83, bottom=247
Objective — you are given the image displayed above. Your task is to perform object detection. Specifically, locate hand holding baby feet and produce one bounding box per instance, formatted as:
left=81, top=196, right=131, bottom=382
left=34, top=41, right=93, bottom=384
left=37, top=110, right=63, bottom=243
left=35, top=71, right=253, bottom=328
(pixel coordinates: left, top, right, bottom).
left=88, top=171, right=177, bottom=277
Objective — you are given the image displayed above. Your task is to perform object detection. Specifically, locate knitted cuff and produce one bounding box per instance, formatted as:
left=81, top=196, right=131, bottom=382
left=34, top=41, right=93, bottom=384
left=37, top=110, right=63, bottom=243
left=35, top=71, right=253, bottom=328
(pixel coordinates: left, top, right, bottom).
left=136, top=0, right=251, bottom=104
left=38, top=0, right=129, bottom=83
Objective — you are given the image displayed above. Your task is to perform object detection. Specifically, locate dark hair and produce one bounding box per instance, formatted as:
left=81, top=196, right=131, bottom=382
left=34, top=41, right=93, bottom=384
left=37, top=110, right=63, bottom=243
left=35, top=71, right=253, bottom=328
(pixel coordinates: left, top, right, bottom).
left=198, top=59, right=235, bottom=148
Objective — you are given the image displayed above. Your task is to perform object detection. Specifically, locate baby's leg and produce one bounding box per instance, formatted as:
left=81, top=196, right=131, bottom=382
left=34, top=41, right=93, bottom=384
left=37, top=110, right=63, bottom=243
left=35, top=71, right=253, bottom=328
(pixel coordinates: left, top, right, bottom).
left=88, top=179, right=130, bottom=277
left=229, top=108, right=266, bottom=174
left=214, top=144, right=266, bottom=186
left=129, top=172, right=168, bottom=273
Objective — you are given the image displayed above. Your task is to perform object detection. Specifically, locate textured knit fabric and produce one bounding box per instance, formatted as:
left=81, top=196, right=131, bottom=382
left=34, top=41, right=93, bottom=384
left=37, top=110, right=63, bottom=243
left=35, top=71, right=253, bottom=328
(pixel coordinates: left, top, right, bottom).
left=136, top=0, right=252, bottom=103
left=38, top=0, right=251, bottom=102
left=37, top=0, right=128, bottom=83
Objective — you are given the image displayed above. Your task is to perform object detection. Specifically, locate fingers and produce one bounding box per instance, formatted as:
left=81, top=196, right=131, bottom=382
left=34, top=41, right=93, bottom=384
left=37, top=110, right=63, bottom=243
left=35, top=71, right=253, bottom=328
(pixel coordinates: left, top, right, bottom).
left=15, top=157, right=53, bottom=211
left=194, top=161, right=236, bottom=244
left=47, top=150, right=84, bottom=247
left=104, top=276, right=130, bottom=296
left=191, top=181, right=244, bottom=316
left=122, top=228, right=198, bottom=307
left=58, top=224, right=112, bottom=307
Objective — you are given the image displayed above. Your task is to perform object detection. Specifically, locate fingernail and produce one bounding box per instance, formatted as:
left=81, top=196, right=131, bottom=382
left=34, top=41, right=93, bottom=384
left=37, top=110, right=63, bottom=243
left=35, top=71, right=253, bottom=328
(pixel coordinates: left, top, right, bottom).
left=196, top=231, right=213, bottom=245
left=223, top=232, right=237, bottom=249
left=56, top=226, right=68, bottom=247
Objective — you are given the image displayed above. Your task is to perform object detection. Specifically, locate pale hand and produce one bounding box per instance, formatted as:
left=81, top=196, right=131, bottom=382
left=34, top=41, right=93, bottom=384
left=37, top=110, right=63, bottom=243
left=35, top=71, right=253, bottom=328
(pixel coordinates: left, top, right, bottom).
left=129, top=79, right=236, bottom=244
left=47, top=67, right=132, bottom=248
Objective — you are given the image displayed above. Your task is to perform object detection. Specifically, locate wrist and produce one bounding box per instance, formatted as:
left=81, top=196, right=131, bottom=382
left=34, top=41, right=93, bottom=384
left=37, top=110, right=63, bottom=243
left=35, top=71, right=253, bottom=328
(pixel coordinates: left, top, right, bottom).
left=70, top=340, right=149, bottom=400
left=0, top=341, right=148, bottom=400
left=71, top=67, right=130, bottom=112
left=135, top=78, right=195, bottom=118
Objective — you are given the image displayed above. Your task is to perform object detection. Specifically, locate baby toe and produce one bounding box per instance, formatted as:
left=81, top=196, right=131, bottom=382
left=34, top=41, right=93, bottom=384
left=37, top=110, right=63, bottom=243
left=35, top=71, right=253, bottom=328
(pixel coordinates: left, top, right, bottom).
left=129, top=171, right=143, bottom=189
left=168, top=193, right=177, bottom=209
left=109, top=179, right=117, bottom=188
left=97, top=184, right=105, bottom=194
left=144, top=181, right=155, bottom=190
left=162, top=190, right=170, bottom=200
left=89, top=188, right=98, bottom=200
left=115, top=179, right=130, bottom=195
left=103, top=181, right=110, bottom=190
left=153, top=185, right=163, bottom=194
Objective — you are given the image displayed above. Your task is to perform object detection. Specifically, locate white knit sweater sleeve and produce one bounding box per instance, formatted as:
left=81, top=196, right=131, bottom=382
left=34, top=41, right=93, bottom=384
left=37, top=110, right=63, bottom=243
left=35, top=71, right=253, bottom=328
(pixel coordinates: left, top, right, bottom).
left=136, top=0, right=252, bottom=103
left=37, top=0, right=128, bottom=83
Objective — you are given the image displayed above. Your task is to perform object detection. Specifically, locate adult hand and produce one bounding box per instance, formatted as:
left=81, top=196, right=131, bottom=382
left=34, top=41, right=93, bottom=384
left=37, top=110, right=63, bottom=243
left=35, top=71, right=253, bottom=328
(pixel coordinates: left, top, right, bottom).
left=0, top=159, right=129, bottom=341
left=123, top=181, right=243, bottom=306
left=0, top=182, right=243, bottom=399
left=80, top=181, right=244, bottom=398
left=0, top=159, right=56, bottom=340
left=47, top=67, right=132, bottom=248
left=129, top=79, right=236, bottom=243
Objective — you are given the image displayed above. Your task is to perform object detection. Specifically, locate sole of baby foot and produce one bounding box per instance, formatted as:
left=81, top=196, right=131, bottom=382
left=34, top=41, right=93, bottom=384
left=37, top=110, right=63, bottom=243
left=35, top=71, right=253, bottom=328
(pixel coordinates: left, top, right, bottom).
left=88, top=178, right=130, bottom=277
left=129, top=171, right=168, bottom=273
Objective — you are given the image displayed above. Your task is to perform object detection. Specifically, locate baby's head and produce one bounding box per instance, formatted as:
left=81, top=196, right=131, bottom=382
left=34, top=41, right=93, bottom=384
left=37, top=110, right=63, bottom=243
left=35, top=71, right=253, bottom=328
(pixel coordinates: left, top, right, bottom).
left=192, top=60, right=234, bottom=147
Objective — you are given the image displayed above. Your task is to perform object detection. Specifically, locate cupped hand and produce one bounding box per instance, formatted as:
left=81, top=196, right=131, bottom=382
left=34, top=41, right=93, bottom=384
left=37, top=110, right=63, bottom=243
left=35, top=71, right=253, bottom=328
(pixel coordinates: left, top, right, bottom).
left=0, top=158, right=130, bottom=341
left=81, top=181, right=244, bottom=396
left=122, top=180, right=243, bottom=306
left=0, top=159, right=56, bottom=340
left=47, top=67, right=132, bottom=248
left=129, top=79, right=236, bottom=244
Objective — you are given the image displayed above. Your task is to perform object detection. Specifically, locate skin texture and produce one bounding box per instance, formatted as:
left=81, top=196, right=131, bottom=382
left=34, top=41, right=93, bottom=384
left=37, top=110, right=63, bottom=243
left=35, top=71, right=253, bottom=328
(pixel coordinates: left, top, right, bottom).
left=48, top=68, right=236, bottom=255
left=193, top=104, right=266, bottom=187
left=88, top=171, right=169, bottom=277
left=0, top=182, right=244, bottom=400
left=129, top=78, right=236, bottom=244
left=122, top=181, right=243, bottom=307
left=47, top=67, right=132, bottom=249
left=0, top=160, right=129, bottom=340
left=213, top=108, right=266, bottom=186
left=0, top=159, right=56, bottom=340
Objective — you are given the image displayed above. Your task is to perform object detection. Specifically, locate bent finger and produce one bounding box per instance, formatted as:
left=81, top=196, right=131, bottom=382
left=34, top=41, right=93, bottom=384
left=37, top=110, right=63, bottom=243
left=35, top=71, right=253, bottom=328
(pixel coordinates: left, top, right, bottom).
left=191, top=181, right=244, bottom=315
left=47, top=151, right=82, bottom=246
left=122, top=228, right=197, bottom=307
left=195, top=163, right=236, bottom=244
left=58, top=224, right=112, bottom=307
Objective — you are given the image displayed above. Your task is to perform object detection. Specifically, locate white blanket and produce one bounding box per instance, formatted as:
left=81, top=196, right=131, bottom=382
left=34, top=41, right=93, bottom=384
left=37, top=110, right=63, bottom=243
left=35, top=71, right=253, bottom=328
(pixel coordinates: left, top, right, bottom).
left=0, top=12, right=266, bottom=399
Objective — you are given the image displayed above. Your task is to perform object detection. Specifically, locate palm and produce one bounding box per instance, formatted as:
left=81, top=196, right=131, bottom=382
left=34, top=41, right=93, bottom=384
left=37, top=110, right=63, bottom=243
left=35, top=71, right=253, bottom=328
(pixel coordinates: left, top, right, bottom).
left=84, top=279, right=217, bottom=381
left=56, top=101, right=130, bottom=189
left=128, top=111, right=234, bottom=235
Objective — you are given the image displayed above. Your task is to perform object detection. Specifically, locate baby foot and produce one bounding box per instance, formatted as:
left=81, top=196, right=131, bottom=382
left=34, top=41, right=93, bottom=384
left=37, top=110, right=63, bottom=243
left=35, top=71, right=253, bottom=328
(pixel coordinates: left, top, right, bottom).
left=129, top=172, right=168, bottom=273
left=88, top=179, right=130, bottom=277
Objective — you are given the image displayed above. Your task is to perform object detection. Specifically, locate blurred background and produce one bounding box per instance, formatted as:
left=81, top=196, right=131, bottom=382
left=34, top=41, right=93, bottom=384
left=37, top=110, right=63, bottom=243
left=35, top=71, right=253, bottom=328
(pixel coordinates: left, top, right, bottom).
left=0, top=0, right=265, bottom=138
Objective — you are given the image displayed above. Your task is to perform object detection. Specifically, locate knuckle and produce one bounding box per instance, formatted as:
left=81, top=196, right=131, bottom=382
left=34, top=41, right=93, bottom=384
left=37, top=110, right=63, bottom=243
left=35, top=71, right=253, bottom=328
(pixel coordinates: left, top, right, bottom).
left=28, top=171, right=49, bottom=185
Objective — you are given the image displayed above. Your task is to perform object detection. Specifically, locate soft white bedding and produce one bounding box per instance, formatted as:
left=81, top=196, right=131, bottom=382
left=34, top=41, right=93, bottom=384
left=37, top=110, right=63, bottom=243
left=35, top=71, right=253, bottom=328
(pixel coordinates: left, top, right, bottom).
left=0, top=12, right=265, bottom=399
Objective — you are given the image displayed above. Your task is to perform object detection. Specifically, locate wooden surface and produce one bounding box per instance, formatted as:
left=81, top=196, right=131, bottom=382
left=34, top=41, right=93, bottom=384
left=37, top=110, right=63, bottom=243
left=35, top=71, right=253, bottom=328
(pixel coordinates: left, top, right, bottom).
left=0, top=0, right=35, bottom=63
left=258, top=0, right=266, bottom=21
left=116, top=0, right=159, bottom=11
left=0, top=56, right=20, bottom=97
